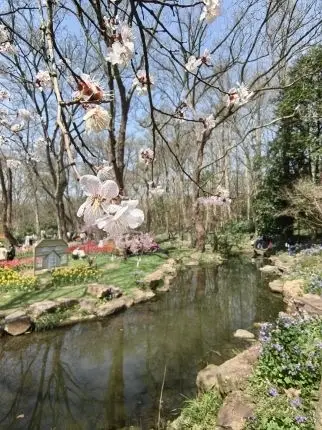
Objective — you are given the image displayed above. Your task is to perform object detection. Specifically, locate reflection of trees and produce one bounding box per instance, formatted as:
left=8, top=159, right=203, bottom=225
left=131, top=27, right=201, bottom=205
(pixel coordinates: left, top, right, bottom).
left=0, top=260, right=283, bottom=429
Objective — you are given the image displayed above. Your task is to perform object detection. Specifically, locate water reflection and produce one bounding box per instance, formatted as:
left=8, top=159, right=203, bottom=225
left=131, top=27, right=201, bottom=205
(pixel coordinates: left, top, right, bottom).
left=0, top=259, right=282, bottom=430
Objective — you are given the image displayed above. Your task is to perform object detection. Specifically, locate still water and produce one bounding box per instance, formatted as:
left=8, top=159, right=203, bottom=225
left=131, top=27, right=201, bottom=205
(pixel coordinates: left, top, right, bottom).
left=0, top=259, right=282, bottom=430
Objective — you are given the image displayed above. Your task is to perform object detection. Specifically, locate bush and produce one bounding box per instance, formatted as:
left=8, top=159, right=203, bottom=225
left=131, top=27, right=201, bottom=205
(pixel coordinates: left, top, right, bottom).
left=0, top=267, right=38, bottom=292
left=51, top=265, right=100, bottom=285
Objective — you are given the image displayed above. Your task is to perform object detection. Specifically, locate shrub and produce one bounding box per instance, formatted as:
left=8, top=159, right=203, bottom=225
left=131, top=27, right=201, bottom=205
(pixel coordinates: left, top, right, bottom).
left=116, top=233, right=160, bottom=255
left=51, top=265, right=100, bottom=285
left=0, top=267, right=38, bottom=292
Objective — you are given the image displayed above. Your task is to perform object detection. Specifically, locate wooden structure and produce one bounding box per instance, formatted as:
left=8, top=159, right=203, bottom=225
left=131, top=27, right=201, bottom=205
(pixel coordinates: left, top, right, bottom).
left=34, top=239, right=68, bottom=273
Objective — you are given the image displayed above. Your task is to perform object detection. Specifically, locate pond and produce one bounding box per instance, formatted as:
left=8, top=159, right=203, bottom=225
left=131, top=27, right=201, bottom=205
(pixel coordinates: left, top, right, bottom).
left=0, top=258, right=283, bottom=430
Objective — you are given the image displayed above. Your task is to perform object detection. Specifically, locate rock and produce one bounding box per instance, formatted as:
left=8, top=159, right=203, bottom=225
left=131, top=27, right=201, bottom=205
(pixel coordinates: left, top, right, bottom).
left=216, top=390, right=255, bottom=430
left=283, top=279, right=305, bottom=299
left=96, top=298, right=127, bottom=317
left=87, top=283, right=114, bottom=299
left=185, top=261, right=199, bottom=266
left=164, top=275, right=175, bottom=287
left=131, top=288, right=155, bottom=304
left=0, top=325, right=5, bottom=337
left=55, top=298, right=79, bottom=308
left=79, top=298, right=97, bottom=314
left=233, top=329, right=255, bottom=340
left=197, top=344, right=261, bottom=395
left=28, top=300, right=58, bottom=318
left=157, top=285, right=170, bottom=292
left=144, top=270, right=164, bottom=290
left=260, top=265, right=281, bottom=275
left=4, top=311, right=32, bottom=336
left=293, top=294, right=322, bottom=316
left=269, top=279, right=284, bottom=293
left=124, top=297, right=134, bottom=308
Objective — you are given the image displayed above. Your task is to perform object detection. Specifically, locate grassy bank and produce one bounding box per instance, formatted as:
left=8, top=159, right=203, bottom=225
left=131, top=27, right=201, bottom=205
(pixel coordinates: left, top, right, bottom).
left=0, top=252, right=169, bottom=311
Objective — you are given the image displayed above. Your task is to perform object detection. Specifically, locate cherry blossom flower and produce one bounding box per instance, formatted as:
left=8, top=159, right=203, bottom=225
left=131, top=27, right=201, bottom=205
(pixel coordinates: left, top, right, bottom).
left=132, top=70, right=154, bottom=95
left=139, top=148, right=154, bottom=165
left=17, top=109, right=32, bottom=121
left=10, top=123, right=24, bottom=133
left=226, top=82, right=253, bottom=107
left=185, top=49, right=211, bottom=72
left=200, top=0, right=220, bottom=23
left=35, top=70, right=52, bottom=91
left=106, top=23, right=134, bottom=66
left=0, top=24, right=15, bottom=54
left=77, top=175, right=119, bottom=226
left=204, top=114, right=216, bottom=130
left=150, top=184, right=165, bottom=197
left=96, top=200, right=144, bottom=238
left=74, top=74, right=113, bottom=103
left=83, top=106, right=111, bottom=132
left=6, top=159, right=21, bottom=169
left=97, top=164, right=114, bottom=182
left=103, top=15, right=119, bottom=37
left=198, top=186, right=231, bottom=206
left=0, top=89, right=10, bottom=101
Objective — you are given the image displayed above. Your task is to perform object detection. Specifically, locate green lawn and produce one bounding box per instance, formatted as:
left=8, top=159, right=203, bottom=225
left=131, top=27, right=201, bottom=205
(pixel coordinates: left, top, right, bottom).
left=0, top=252, right=169, bottom=311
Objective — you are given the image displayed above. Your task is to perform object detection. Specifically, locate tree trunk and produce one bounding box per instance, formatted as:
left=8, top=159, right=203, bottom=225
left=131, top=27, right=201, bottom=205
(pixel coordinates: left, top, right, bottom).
left=194, top=201, right=206, bottom=252
left=0, top=163, right=18, bottom=246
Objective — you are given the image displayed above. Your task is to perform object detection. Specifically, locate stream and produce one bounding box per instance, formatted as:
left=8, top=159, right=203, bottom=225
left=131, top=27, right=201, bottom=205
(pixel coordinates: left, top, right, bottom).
left=0, top=258, right=283, bottom=430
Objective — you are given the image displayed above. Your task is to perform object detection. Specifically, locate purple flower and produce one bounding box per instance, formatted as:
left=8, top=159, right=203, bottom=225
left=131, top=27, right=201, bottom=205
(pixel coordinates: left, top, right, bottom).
left=272, top=343, right=283, bottom=352
left=259, top=323, right=273, bottom=343
left=290, top=397, right=302, bottom=408
left=268, top=387, right=278, bottom=397
left=295, top=415, right=307, bottom=424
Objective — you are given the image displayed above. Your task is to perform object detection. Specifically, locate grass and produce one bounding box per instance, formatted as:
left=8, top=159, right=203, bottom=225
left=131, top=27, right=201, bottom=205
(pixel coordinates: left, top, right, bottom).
left=0, top=252, right=169, bottom=311
left=170, top=391, right=222, bottom=430
left=34, top=306, right=77, bottom=331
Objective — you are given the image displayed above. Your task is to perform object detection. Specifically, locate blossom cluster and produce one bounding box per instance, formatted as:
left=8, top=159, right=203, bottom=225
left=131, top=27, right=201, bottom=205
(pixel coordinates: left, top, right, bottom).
left=198, top=186, right=231, bottom=206
left=0, top=24, right=15, bottom=54
left=115, top=232, right=159, bottom=255
left=139, top=148, right=154, bottom=165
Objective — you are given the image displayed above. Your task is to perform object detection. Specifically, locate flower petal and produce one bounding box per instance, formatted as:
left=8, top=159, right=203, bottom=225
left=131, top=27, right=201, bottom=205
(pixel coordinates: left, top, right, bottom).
left=77, top=200, right=88, bottom=217
left=125, top=208, right=144, bottom=228
left=100, top=180, right=119, bottom=200
left=80, top=175, right=100, bottom=196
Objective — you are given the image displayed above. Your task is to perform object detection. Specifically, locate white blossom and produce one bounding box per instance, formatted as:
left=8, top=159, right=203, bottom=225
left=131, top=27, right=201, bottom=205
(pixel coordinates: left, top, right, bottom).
left=0, top=24, right=15, bottom=54
left=132, top=70, right=154, bottom=95
left=0, top=89, right=10, bottom=101
left=35, top=70, right=52, bottom=90
left=97, top=164, right=114, bottom=182
left=83, top=106, right=111, bottom=132
left=204, top=114, right=216, bottom=130
left=10, top=123, right=24, bottom=133
left=150, top=184, right=165, bottom=197
left=17, top=109, right=32, bottom=121
left=226, top=82, right=254, bottom=107
left=74, top=74, right=113, bottom=103
left=106, top=23, right=134, bottom=66
left=103, top=15, right=119, bottom=36
left=198, top=186, right=231, bottom=206
left=139, top=148, right=154, bottom=165
left=185, top=49, right=211, bottom=72
left=185, top=56, right=201, bottom=72
left=77, top=175, right=119, bottom=226
left=200, top=0, right=220, bottom=23
left=6, top=159, right=21, bottom=169
left=96, top=200, right=144, bottom=238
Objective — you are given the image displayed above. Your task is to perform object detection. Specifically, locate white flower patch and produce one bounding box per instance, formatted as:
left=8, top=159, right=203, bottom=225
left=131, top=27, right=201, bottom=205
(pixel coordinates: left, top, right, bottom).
left=226, top=82, right=254, bottom=107
left=106, top=23, right=135, bottom=66
left=198, top=186, right=231, bottom=206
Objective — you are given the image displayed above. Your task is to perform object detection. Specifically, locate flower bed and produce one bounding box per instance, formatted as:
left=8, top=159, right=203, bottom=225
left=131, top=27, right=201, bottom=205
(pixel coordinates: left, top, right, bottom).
left=0, top=266, right=38, bottom=292
left=51, top=265, right=101, bottom=286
